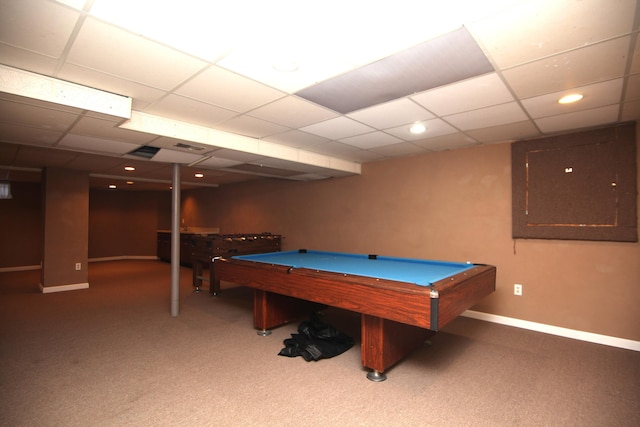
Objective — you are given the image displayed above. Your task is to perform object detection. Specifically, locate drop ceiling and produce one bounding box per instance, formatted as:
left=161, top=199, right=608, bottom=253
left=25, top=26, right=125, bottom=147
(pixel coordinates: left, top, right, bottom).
left=0, top=0, right=638, bottom=191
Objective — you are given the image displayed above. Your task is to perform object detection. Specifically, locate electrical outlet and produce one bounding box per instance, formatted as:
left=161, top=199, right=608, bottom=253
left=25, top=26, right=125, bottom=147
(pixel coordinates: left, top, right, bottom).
left=514, top=284, right=523, bottom=296
left=75, top=262, right=81, bottom=271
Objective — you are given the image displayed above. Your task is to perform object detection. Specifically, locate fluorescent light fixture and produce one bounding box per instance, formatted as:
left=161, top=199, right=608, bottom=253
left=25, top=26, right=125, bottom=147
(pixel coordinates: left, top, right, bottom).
left=0, top=65, right=131, bottom=118
left=558, top=93, right=584, bottom=104
left=124, top=166, right=135, bottom=171
left=194, top=173, right=204, bottom=178
left=108, top=184, right=117, bottom=189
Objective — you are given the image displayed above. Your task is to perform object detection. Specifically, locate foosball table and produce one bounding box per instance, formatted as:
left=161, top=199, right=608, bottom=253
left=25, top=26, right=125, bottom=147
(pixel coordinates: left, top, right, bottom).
left=191, top=233, right=281, bottom=294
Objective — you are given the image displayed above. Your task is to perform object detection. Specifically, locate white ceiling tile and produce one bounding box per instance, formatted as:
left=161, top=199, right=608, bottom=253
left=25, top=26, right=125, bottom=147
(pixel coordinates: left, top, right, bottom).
left=625, top=74, right=640, bottom=102
left=68, top=18, right=207, bottom=91
left=0, top=122, right=61, bottom=146
left=144, top=94, right=238, bottom=128
left=331, top=149, right=384, bottom=163
left=411, top=73, right=514, bottom=116
left=470, top=0, right=637, bottom=68
left=370, top=142, right=427, bottom=157
left=0, top=0, right=79, bottom=58
left=214, top=115, right=290, bottom=139
left=6, top=143, right=75, bottom=168
left=67, top=154, right=134, bottom=173
left=198, top=156, right=244, bottom=169
left=7, top=142, right=74, bottom=164
left=55, top=0, right=86, bottom=9
left=630, top=33, right=640, bottom=74
left=347, top=98, right=435, bottom=130
left=300, top=117, right=374, bottom=140
left=534, top=104, right=620, bottom=133
left=385, top=118, right=458, bottom=140
left=0, top=44, right=59, bottom=75
left=210, top=149, right=264, bottom=163
left=217, top=45, right=356, bottom=94
left=339, top=132, right=403, bottom=149
left=502, top=37, right=631, bottom=99
left=0, top=98, right=78, bottom=130
left=70, top=116, right=158, bottom=144
left=621, top=100, right=640, bottom=122
left=0, top=92, right=80, bottom=114
left=306, top=141, right=380, bottom=162
left=466, top=120, right=540, bottom=144
left=522, top=79, right=624, bottom=119
left=249, top=158, right=323, bottom=174
left=412, top=133, right=478, bottom=151
left=150, top=148, right=203, bottom=164
left=59, top=134, right=141, bottom=154
left=248, top=96, right=338, bottom=128
left=262, top=130, right=329, bottom=149
left=176, top=66, right=285, bottom=113
left=445, top=102, right=528, bottom=130
left=59, top=63, right=166, bottom=107
left=89, top=0, right=239, bottom=61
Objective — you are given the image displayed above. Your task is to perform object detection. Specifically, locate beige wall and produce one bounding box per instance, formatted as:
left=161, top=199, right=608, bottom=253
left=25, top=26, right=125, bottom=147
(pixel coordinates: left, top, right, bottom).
left=0, top=185, right=165, bottom=267
left=0, top=182, right=41, bottom=268
left=182, top=138, right=640, bottom=342
left=89, top=190, right=165, bottom=259
left=41, top=168, right=89, bottom=288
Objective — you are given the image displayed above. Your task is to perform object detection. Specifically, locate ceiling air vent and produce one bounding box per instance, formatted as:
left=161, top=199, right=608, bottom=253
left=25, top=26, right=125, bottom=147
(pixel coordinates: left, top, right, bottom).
left=174, top=142, right=204, bottom=151
left=127, top=145, right=161, bottom=159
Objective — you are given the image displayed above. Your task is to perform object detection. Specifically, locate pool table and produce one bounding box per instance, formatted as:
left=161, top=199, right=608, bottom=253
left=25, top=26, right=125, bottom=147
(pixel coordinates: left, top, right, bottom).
left=212, top=249, right=496, bottom=381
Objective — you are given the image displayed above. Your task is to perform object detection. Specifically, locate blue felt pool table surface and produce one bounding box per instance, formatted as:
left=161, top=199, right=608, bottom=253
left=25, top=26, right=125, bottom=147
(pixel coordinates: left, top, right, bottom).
left=232, top=250, right=475, bottom=286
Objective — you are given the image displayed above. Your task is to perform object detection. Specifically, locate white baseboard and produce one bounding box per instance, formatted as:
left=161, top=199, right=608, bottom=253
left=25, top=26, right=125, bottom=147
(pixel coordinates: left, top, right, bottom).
left=40, top=282, right=89, bottom=293
left=0, top=257, right=159, bottom=272
left=462, top=310, right=640, bottom=352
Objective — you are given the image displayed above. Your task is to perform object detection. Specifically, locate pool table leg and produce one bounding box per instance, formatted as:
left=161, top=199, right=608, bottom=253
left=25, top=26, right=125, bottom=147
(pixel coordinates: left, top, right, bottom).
left=366, top=370, right=387, bottom=382
left=361, top=314, right=435, bottom=381
left=253, top=290, right=326, bottom=333
left=192, top=257, right=204, bottom=292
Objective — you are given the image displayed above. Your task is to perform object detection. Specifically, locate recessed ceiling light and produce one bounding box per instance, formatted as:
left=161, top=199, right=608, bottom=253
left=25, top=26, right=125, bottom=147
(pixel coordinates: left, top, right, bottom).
left=124, top=166, right=135, bottom=171
left=108, top=184, right=117, bottom=189
left=126, top=181, right=134, bottom=185
left=409, top=123, right=426, bottom=134
left=558, top=93, right=584, bottom=104
left=194, top=173, right=204, bottom=178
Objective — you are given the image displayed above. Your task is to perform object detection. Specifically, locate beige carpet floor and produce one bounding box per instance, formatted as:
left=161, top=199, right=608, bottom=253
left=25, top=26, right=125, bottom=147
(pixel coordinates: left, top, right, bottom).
left=1, top=260, right=638, bottom=426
